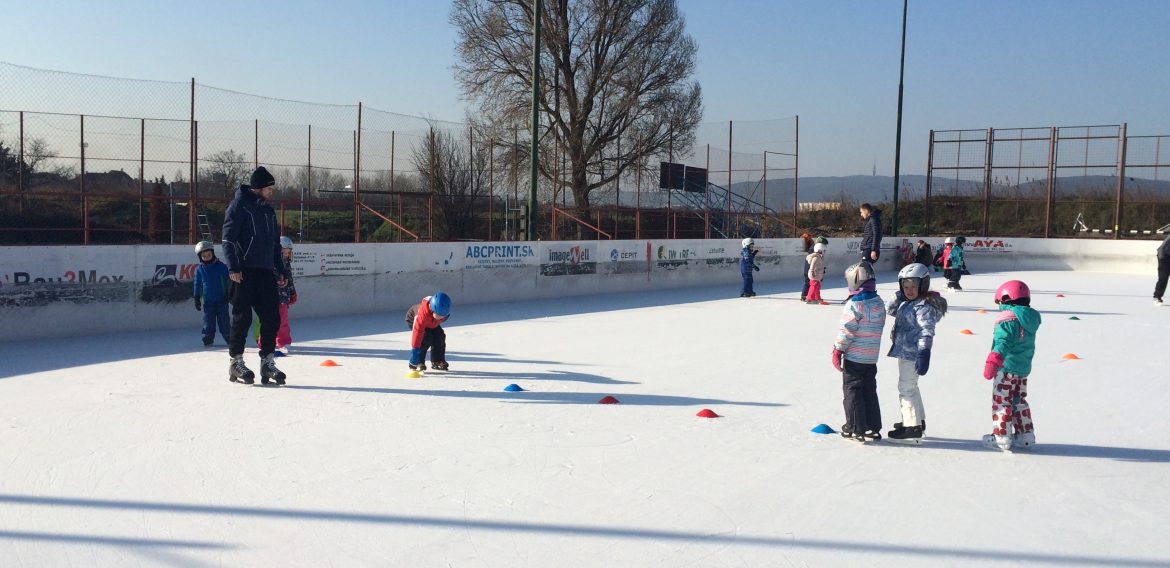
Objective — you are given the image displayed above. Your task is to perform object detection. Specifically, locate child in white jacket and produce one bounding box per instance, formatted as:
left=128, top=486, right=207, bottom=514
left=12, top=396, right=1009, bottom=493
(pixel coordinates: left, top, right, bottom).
left=805, top=243, right=826, bottom=303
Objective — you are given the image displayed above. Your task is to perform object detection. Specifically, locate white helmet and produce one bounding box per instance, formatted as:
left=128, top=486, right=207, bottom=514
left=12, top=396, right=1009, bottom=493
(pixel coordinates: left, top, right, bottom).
left=280, top=236, right=294, bottom=249
left=194, top=241, right=214, bottom=255
left=813, top=242, right=826, bottom=253
left=844, top=261, right=875, bottom=292
left=944, top=237, right=954, bottom=244
left=741, top=237, right=755, bottom=249
left=898, top=262, right=931, bottom=295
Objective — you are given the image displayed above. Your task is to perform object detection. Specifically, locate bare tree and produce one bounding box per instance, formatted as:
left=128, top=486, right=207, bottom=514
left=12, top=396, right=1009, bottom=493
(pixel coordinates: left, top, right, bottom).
left=24, top=138, right=58, bottom=174
left=451, top=0, right=703, bottom=213
left=411, top=127, right=491, bottom=240
left=199, top=150, right=250, bottom=197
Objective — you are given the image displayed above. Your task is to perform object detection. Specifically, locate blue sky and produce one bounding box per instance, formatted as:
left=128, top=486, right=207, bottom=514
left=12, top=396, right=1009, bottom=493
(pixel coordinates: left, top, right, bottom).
left=4, top=0, right=1169, bottom=176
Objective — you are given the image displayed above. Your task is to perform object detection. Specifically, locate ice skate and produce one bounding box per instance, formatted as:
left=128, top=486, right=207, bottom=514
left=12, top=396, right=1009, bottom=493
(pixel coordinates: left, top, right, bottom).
left=260, top=353, right=286, bottom=385
left=857, top=430, right=882, bottom=442
left=1015, top=432, right=1035, bottom=449
left=982, top=433, right=1013, bottom=451
left=839, top=425, right=865, bottom=443
left=1155, top=298, right=1163, bottom=306
left=203, top=337, right=214, bottom=347
left=408, top=363, right=426, bottom=372
left=431, top=361, right=449, bottom=371
left=888, top=425, right=923, bottom=444
left=229, top=355, right=255, bottom=384
left=892, top=420, right=925, bottom=434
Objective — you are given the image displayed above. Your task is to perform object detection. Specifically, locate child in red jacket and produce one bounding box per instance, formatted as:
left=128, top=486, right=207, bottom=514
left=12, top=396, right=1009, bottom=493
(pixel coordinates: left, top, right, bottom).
left=405, top=292, right=452, bottom=371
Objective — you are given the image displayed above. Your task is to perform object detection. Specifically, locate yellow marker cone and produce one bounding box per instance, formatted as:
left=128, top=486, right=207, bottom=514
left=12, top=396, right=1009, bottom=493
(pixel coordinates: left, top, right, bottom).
left=405, top=370, right=422, bottom=378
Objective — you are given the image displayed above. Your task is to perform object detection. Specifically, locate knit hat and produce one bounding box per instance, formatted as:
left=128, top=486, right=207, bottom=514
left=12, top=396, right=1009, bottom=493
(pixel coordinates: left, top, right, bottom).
left=250, top=166, right=275, bottom=189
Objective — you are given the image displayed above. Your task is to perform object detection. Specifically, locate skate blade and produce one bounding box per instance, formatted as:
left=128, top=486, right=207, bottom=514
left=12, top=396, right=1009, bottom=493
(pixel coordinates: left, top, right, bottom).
left=886, top=437, right=923, bottom=445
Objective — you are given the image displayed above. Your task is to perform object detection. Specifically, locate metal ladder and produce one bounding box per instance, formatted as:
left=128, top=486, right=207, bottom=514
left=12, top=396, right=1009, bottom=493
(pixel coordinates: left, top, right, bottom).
left=196, top=214, right=214, bottom=242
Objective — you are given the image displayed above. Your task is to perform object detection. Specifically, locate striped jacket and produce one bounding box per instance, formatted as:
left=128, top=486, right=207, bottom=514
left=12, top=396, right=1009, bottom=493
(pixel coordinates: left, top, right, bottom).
left=835, top=291, right=887, bottom=364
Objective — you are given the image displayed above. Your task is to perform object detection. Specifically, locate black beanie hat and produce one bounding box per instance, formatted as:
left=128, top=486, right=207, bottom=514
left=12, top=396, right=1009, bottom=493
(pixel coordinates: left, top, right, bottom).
left=250, top=166, right=275, bottom=189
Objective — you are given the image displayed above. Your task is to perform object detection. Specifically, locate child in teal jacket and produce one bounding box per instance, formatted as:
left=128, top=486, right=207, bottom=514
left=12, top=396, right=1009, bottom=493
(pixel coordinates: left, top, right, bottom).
left=982, top=279, right=1042, bottom=451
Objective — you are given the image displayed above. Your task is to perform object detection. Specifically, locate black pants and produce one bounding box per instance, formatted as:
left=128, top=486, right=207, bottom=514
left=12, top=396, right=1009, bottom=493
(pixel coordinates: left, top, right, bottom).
left=418, top=326, right=447, bottom=363
left=1156, top=257, right=1170, bottom=300
left=842, top=359, right=881, bottom=433
left=228, top=268, right=280, bottom=357
left=801, top=259, right=811, bottom=299
left=944, top=268, right=962, bottom=287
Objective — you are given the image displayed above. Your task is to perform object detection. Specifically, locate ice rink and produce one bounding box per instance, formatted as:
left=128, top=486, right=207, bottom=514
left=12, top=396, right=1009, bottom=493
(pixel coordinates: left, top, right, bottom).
left=1, top=268, right=1168, bottom=567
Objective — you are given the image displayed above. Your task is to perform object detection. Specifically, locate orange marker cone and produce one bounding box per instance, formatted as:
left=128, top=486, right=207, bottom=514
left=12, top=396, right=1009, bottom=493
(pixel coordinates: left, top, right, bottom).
left=959, top=329, right=974, bottom=335
left=1062, top=353, right=1080, bottom=360
left=976, top=309, right=987, bottom=314
left=320, top=359, right=339, bottom=367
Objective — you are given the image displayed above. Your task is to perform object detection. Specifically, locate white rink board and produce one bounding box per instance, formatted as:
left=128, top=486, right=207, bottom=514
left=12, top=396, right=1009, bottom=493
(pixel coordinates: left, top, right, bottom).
left=0, top=237, right=1162, bottom=340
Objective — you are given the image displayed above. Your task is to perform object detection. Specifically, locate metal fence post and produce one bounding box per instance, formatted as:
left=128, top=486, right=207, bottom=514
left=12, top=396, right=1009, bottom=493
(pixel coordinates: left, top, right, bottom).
left=925, top=130, right=934, bottom=235
left=1115, top=123, right=1127, bottom=239
left=1044, top=127, right=1056, bottom=238
left=983, top=127, right=993, bottom=236
left=355, top=102, right=363, bottom=243
left=81, top=114, right=89, bottom=245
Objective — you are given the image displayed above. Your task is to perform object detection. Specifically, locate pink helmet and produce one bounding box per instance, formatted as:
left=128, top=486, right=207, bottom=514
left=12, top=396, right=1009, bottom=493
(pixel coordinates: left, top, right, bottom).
left=994, top=280, right=1030, bottom=304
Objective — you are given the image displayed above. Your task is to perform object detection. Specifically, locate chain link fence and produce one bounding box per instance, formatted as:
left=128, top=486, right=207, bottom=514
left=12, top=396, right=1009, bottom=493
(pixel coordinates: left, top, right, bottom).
left=0, top=62, right=798, bottom=245
left=923, top=124, right=1170, bottom=238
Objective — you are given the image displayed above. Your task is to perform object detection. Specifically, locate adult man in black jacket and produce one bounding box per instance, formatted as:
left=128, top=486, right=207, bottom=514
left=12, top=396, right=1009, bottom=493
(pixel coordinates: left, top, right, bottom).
left=222, top=166, right=289, bottom=385
left=1155, top=233, right=1170, bottom=305
left=859, top=203, right=883, bottom=262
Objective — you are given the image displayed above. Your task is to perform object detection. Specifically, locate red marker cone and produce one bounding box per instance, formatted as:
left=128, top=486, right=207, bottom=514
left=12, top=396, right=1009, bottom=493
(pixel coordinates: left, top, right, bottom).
left=598, top=395, right=620, bottom=404
left=696, top=409, right=720, bottom=418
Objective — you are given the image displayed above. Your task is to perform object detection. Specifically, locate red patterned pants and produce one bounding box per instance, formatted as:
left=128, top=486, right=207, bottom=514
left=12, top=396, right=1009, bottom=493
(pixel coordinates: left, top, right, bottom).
left=992, top=371, right=1034, bottom=437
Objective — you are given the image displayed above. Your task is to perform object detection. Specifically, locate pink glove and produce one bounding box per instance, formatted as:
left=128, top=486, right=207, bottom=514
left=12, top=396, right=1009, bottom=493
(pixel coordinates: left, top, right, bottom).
left=983, top=352, right=1005, bottom=380
left=290, top=292, right=298, bottom=305
left=832, top=348, right=844, bottom=372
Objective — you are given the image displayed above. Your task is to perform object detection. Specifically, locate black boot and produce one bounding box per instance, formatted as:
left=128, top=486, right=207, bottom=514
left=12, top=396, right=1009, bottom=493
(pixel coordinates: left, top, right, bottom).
left=892, top=419, right=925, bottom=434
left=229, top=355, right=254, bottom=384
left=889, top=425, right=923, bottom=441
left=432, top=361, right=449, bottom=371
left=260, top=353, right=286, bottom=385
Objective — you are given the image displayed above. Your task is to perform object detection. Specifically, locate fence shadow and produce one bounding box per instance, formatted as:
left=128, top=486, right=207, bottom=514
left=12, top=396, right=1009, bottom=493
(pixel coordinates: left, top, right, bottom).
left=0, top=494, right=1164, bottom=566
left=910, top=437, right=1170, bottom=463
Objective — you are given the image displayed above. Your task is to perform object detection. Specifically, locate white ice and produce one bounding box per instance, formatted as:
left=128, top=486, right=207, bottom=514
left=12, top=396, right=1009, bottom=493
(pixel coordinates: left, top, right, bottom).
left=1, top=269, right=1168, bottom=567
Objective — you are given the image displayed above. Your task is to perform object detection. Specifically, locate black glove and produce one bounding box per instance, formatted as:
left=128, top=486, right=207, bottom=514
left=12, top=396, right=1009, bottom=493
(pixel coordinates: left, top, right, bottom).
left=752, top=264, right=760, bottom=272
left=895, top=290, right=906, bottom=302
left=915, top=348, right=931, bottom=376
left=194, top=298, right=202, bottom=311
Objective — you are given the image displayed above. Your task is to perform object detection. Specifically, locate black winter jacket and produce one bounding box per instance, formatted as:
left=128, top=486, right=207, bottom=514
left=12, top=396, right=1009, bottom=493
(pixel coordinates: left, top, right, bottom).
left=1158, top=235, right=1170, bottom=260
left=861, top=209, right=883, bottom=257
left=222, top=185, right=288, bottom=276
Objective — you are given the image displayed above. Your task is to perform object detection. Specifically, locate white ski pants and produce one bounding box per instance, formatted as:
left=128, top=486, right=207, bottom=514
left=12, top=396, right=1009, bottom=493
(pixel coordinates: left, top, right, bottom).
left=897, top=358, right=925, bottom=427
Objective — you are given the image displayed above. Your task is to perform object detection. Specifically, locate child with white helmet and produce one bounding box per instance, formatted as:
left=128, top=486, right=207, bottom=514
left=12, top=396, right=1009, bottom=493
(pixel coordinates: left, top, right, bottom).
left=739, top=237, right=760, bottom=297
left=805, top=242, right=827, bottom=304
left=832, top=261, right=887, bottom=442
left=885, top=263, right=948, bottom=442
left=942, top=236, right=966, bottom=290
left=193, top=241, right=231, bottom=346
left=982, top=280, right=1042, bottom=451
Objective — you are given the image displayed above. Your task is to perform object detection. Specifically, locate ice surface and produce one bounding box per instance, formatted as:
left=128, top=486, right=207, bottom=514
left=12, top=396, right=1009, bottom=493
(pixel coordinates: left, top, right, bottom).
left=1, top=269, right=1168, bottom=567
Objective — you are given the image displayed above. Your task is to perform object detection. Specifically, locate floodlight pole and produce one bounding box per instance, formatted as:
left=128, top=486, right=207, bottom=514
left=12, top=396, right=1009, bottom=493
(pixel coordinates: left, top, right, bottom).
left=527, top=0, right=543, bottom=241
left=891, top=0, right=908, bottom=237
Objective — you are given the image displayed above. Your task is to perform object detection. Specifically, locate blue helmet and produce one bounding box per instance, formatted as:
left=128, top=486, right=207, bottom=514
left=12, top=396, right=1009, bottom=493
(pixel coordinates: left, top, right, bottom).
left=429, top=292, right=451, bottom=318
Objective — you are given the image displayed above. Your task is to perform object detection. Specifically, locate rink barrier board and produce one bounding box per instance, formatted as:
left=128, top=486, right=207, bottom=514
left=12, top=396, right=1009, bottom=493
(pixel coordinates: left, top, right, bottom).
left=0, top=237, right=1159, bottom=341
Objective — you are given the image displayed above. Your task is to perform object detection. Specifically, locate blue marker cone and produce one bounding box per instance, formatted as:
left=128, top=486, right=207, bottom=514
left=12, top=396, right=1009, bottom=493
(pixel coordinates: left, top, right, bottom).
left=503, top=384, right=525, bottom=392
left=811, top=423, right=836, bottom=434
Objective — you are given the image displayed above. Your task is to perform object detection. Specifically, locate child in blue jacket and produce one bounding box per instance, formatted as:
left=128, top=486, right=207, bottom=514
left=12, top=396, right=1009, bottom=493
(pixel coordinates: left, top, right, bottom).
left=739, top=237, right=760, bottom=297
left=193, top=241, right=231, bottom=347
